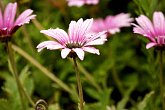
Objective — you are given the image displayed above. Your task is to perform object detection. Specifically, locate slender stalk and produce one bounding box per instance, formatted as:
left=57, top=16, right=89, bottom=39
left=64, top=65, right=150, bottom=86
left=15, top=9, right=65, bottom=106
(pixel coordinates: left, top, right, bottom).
left=77, top=61, right=101, bottom=92
left=22, top=26, right=36, bottom=56
left=73, top=57, right=84, bottom=110
left=11, top=44, right=72, bottom=94
left=24, top=87, right=35, bottom=107
left=6, top=42, right=26, bottom=109
left=159, top=49, right=165, bottom=110
left=69, top=58, right=101, bottom=92
left=7, top=42, right=35, bottom=107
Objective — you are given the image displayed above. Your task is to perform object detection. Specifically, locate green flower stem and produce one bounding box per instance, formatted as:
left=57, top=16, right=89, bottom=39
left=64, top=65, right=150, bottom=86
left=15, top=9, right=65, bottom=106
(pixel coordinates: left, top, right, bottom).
left=77, top=61, right=101, bottom=91
left=159, top=49, right=165, bottom=110
left=11, top=44, right=72, bottom=94
left=6, top=42, right=26, bottom=110
left=69, top=58, right=101, bottom=92
left=73, top=57, right=84, bottom=110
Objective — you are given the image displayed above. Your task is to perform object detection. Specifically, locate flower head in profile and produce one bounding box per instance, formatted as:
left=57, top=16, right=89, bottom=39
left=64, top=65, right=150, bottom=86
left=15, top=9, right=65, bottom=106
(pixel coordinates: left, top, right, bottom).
left=132, top=11, right=165, bottom=49
left=37, top=18, right=107, bottom=60
left=67, top=0, right=99, bottom=7
left=0, top=2, right=36, bottom=41
left=91, top=13, right=133, bottom=35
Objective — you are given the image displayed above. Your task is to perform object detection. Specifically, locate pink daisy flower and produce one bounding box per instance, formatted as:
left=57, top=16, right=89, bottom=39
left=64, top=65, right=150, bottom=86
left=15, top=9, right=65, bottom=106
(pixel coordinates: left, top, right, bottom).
left=67, top=0, right=99, bottom=7
left=37, top=18, right=107, bottom=60
left=132, top=11, right=165, bottom=49
left=91, top=13, right=133, bottom=35
left=0, top=2, right=36, bottom=41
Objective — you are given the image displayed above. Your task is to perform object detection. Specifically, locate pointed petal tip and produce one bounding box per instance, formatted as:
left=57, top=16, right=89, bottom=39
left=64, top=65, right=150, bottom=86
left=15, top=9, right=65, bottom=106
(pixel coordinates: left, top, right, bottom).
left=73, top=48, right=85, bottom=60
left=96, top=51, right=100, bottom=55
left=61, top=48, right=71, bottom=59
left=37, top=48, right=42, bottom=52
left=146, top=42, right=157, bottom=49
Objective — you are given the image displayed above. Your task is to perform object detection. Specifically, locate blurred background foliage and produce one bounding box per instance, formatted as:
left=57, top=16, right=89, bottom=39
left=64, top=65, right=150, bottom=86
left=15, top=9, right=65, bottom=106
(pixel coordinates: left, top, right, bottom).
left=0, top=0, right=165, bottom=110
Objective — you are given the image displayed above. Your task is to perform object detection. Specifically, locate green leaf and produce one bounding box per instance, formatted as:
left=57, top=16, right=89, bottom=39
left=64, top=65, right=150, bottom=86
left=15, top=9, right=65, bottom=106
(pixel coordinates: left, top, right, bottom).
left=85, top=87, right=100, bottom=100
left=0, top=99, right=11, bottom=110
left=99, top=88, right=113, bottom=110
left=2, top=65, right=34, bottom=110
left=137, top=91, right=154, bottom=110
left=20, top=66, right=34, bottom=96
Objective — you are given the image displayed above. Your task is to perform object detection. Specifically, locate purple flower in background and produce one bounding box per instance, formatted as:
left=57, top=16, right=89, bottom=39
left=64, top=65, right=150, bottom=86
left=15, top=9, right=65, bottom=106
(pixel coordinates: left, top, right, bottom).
left=91, top=13, right=133, bottom=35
left=132, top=11, right=165, bottom=49
left=0, top=2, right=36, bottom=41
left=37, top=18, right=107, bottom=60
left=67, top=0, right=99, bottom=7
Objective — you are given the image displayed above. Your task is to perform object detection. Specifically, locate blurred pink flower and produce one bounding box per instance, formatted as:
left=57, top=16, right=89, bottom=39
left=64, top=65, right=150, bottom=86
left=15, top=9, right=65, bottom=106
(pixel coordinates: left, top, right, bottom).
left=91, top=13, right=133, bottom=35
left=0, top=2, right=36, bottom=41
left=132, top=11, right=165, bottom=49
left=37, top=18, right=107, bottom=60
left=67, top=0, right=99, bottom=7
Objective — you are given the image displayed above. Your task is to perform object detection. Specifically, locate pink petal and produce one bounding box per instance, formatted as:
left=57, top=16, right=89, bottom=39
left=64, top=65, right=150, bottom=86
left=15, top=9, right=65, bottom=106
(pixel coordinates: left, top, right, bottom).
left=86, top=0, right=99, bottom=4
left=82, top=47, right=100, bottom=55
left=85, top=31, right=107, bottom=45
left=157, top=36, right=165, bottom=44
left=113, top=13, right=133, bottom=27
left=153, top=11, right=165, bottom=36
left=69, top=18, right=83, bottom=43
left=0, top=8, right=3, bottom=28
left=85, top=37, right=107, bottom=46
left=61, top=48, right=71, bottom=59
left=91, top=18, right=105, bottom=33
left=68, top=18, right=93, bottom=43
left=4, top=3, right=17, bottom=28
left=67, top=0, right=99, bottom=6
left=132, top=23, right=148, bottom=36
left=78, top=18, right=93, bottom=41
left=105, top=13, right=133, bottom=33
left=67, top=0, right=84, bottom=7
left=108, top=28, right=120, bottom=34
left=132, top=23, right=156, bottom=42
left=146, top=42, right=157, bottom=49
left=72, top=48, right=84, bottom=60
left=68, top=20, right=76, bottom=42
left=36, top=41, right=64, bottom=52
left=40, top=28, right=69, bottom=45
left=15, top=9, right=36, bottom=26
left=135, top=15, right=155, bottom=37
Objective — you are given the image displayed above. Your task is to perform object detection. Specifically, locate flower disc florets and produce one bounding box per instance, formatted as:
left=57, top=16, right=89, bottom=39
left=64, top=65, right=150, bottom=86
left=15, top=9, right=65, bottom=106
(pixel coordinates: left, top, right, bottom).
left=66, top=43, right=82, bottom=49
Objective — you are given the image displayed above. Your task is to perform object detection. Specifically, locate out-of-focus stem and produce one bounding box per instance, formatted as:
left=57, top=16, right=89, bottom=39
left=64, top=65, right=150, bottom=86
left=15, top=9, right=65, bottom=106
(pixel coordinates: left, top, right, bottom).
left=73, top=57, right=84, bottom=110
left=32, top=19, right=44, bottom=30
left=159, top=49, right=165, bottom=110
left=12, top=44, right=72, bottom=94
left=6, top=42, right=26, bottom=110
left=21, top=26, right=36, bottom=56
left=112, top=66, right=124, bottom=95
left=32, top=19, right=54, bottom=40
